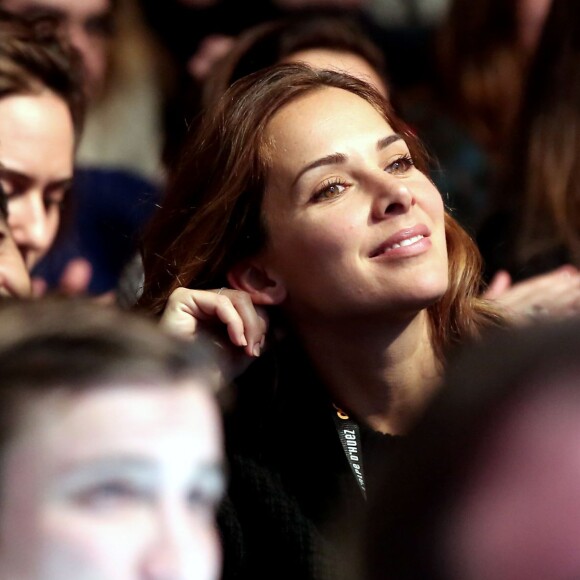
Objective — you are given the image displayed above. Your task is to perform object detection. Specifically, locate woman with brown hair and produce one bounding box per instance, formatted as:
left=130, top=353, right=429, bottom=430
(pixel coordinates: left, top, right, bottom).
left=139, top=63, right=501, bottom=578
left=477, top=0, right=580, bottom=283
left=437, top=0, right=551, bottom=156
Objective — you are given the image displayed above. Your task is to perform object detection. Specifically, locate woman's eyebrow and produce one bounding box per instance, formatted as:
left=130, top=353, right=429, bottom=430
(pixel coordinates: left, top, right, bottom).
left=292, top=153, right=347, bottom=186
left=377, top=134, right=403, bottom=151
left=292, top=134, right=405, bottom=186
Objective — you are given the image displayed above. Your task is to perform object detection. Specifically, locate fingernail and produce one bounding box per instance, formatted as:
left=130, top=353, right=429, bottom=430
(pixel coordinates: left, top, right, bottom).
left=253, top=344, right=261, bottom=357
left=240, top=334, right=248, bottom=347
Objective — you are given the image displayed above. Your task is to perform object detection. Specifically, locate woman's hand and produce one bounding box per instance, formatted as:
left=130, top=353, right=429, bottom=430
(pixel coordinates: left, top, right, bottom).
left=484, top=266, right=580, bottom=324
left=160, top=287, right=268, bottom=358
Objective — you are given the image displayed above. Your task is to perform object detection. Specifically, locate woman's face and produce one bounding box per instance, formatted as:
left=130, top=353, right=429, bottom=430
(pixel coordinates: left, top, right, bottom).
left=0, top=91, right=75, bottom=270
left=0, top=383, right=225, bottom=580
left=256, top=87, right=448, bottom=322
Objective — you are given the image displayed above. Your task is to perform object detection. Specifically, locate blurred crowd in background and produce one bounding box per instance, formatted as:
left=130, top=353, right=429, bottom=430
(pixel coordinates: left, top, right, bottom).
left=0, top=0, right=579, bottom=579
left=2, top=0, right=569, bottom=301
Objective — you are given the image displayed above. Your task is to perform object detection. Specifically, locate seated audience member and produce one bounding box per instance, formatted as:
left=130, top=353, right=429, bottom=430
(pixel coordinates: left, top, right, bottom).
left=0, top=181, right=30, bottom=297
left=365, top=318, right=580, bottom=580
left=0, top=9, right=84, bottom=286
left=477, top=0, right=579, bottom=283
left=0, top=298, right=225, bottom=580
left=202, top=13, right=389, bottom=107
left=437, top=0, right=552, bottom=165
left=1, top=0, right=166, bottom=295
left=140, top=63, right=503, bottom=579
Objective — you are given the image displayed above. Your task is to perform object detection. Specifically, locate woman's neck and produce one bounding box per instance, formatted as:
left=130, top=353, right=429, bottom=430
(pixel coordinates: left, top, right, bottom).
left=295, top=310, right=442, bottom=435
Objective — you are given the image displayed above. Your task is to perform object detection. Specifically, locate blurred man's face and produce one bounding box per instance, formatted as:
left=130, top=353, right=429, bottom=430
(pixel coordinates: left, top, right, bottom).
left=0, top=215, right=31, bottom=297
left=0, top=382, right=225, bottom=580
left=1, top=0, right=113, bottom=98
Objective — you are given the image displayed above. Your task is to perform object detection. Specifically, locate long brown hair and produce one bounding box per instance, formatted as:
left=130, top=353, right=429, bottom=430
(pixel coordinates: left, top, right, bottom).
left=506, top=0, right=580, bottom=269
left=139, top=64, right=501, bottom=359
left=437, top=0, right=529, bottom=154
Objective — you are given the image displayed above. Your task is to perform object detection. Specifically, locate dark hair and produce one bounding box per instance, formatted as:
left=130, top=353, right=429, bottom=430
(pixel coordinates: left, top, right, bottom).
left=0, top=8, right=86, bottom=139
left=365, top=318, right=580, bottom=580
left=437, top=0, right=528, bottom=153
left=139, top=63, right=501, bottom=360
left=498, top=0, right=580, bottom=271
left=203, top=13, right=387, bottom=108
left=0, top=298, right=221, bottom=457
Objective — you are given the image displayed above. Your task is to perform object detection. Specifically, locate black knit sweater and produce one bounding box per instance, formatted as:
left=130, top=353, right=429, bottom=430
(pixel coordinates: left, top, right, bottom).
left=218, top=339, right=404, bottom=580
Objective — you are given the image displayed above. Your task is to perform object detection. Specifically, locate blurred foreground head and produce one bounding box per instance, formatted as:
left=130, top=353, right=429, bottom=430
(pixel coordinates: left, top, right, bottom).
left=0, top=299, right=225, bottom=580
left=366, top=318, right=580, bottom=580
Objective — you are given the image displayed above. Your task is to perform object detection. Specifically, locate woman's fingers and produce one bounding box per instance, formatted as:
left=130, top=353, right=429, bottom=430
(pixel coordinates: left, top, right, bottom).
left=160, top=287, right=268, bottom=357
left=220, top=289, right=268, bottom=357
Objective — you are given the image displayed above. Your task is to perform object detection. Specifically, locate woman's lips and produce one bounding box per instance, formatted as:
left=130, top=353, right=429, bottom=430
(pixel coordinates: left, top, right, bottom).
left=370, top=225, right=431, bottom=258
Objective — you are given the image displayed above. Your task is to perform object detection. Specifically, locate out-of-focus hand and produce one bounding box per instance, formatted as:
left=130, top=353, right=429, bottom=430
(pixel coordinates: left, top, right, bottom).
left=160, top=286, right=269, bottom=358
left=187, top=35, right=235, bottom=81
left=484, top=266, right=580, bottom=324
left=31, top=257, right=93, bottom=298
left=31, top=258, right=116, bottom=304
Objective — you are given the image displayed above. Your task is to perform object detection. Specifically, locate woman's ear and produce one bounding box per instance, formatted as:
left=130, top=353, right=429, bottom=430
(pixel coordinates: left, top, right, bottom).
left=227, top=260, right=287, bottom=305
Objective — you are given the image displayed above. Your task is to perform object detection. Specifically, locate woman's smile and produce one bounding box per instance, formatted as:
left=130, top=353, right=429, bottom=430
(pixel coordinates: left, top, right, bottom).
left=369, top=225, right=431, bottom=259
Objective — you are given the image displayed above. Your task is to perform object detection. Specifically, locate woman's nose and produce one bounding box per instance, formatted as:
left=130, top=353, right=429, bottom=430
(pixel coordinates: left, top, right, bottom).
left=371, top=176, right=415, bottom=221
left=7, top=193, right=52, bottom=268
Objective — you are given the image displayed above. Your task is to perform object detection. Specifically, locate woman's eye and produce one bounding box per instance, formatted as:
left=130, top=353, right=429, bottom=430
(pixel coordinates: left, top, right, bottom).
left=311, top=180, right=348, bottom=202
left=44, top=197, right=65, bottom=211
left=44, top=188, right=68, bottom=211
left=386, top=155, right=414, bottom=175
